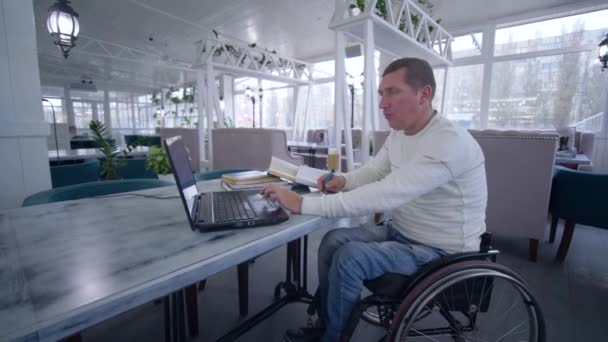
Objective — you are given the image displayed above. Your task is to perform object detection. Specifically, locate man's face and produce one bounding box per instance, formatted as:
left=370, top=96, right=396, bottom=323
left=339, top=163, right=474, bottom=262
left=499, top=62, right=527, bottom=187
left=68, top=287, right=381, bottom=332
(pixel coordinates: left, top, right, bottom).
left=378, top=68, right=430, bottom=131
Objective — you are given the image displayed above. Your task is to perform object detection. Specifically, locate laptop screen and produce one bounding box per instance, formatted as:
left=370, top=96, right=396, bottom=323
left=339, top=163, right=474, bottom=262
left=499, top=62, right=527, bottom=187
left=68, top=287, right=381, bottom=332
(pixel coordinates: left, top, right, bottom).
left=164, top=136, right=198, bottom=218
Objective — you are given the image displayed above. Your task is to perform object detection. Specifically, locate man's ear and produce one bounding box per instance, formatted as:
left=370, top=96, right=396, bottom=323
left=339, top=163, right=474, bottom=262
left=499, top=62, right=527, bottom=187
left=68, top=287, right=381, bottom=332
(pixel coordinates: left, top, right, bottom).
left=418, top=85, right=432, bottom=106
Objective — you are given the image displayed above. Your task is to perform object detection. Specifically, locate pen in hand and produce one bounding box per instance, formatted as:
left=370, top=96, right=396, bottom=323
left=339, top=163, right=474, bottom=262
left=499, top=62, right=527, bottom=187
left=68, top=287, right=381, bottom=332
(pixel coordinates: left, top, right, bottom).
left=323, top=169, right=335, bottom=193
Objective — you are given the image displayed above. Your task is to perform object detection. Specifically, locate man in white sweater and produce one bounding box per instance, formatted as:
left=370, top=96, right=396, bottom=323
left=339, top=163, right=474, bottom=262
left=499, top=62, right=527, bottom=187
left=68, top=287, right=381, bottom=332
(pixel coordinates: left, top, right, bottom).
left=261, top=57, right=487, bottom=342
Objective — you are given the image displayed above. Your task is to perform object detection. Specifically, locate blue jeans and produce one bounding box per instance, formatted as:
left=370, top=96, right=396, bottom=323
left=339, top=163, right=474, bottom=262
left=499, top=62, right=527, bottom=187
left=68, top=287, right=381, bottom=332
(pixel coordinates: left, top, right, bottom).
left=317, top=223, right=446, bottom=342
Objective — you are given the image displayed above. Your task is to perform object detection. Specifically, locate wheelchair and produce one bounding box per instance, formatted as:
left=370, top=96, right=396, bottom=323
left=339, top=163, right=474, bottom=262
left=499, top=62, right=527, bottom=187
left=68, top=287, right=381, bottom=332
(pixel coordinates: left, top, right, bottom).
left=309, top=232, right=546, bottom=342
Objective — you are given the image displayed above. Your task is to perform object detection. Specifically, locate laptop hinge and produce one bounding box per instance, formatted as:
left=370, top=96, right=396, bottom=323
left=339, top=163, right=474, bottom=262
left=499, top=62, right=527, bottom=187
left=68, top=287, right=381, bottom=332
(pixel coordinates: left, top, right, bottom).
left=209, top=193, right=215, bottom=223
left=192, top=194, right=200, bottom=222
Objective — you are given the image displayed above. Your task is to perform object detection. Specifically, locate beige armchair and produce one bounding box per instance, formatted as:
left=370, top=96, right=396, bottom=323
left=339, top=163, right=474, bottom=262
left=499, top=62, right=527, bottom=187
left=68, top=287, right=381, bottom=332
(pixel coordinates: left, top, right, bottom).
left=469, top=129, right=558, bottom=261
left=212, top=128, right=303, bottom=170
left=372, top=128, right=559, bottom=261
left=373, top=130, right=390, bottom=155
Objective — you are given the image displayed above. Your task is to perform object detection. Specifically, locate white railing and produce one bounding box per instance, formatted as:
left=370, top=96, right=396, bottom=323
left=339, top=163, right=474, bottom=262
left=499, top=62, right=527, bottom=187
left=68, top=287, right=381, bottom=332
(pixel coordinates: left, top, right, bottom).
left=572, top=112, right=604, bottom=132
left=193, top=39, right=313, bottom=84
left=330, top=0, right=452, bottom=62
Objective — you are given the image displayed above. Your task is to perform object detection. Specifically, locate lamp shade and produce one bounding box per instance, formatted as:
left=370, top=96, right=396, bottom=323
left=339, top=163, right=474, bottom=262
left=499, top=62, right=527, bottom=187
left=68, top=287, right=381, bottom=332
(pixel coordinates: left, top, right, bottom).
left=599, top=34, right=608, bottom=72
left=46, top=0, right=80, bottom=59
left=245, top=86, right=253, bottom=98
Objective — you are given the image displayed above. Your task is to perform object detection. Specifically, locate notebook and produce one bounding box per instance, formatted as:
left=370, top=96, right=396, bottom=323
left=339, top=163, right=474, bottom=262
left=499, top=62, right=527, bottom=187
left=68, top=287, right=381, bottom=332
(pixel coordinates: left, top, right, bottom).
left=164, top=136, right=289, bottom=231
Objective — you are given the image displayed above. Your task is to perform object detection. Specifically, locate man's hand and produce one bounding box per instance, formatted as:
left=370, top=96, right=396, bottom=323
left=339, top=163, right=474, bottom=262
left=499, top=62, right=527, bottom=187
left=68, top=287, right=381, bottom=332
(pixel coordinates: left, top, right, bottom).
left=260, top=184, right=303, bottom=214
left=316, top=173, right=346, bottom=193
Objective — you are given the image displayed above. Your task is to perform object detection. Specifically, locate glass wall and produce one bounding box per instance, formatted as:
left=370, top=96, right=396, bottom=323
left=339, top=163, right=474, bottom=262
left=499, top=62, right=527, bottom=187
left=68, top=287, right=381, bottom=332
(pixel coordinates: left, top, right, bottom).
left=443, top=65, right=484, bottom=128
left=444, top=7, right=607, bottom=130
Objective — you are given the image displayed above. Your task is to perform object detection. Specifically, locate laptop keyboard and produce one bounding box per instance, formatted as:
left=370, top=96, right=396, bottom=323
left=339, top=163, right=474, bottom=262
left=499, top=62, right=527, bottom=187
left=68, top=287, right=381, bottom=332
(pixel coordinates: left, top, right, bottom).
left=213, top=192, right=256, bottom=222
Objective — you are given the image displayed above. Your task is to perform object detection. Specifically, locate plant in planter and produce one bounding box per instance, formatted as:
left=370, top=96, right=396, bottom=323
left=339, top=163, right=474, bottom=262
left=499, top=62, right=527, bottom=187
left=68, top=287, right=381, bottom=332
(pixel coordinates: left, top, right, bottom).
left=146, top=146, right=173, bottom=180
left=89, top=120, right=139, bottom=180
left=354, top=0, right=441, bottom=37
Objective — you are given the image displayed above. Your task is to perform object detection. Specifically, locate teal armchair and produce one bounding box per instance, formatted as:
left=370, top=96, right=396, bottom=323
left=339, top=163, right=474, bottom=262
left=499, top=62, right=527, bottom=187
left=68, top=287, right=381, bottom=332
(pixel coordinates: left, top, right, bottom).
left=549, top=166, right=608, bottom=261
left=50, top=159, right=100, bottom=188
left=22, top=179, right=173, bottom=207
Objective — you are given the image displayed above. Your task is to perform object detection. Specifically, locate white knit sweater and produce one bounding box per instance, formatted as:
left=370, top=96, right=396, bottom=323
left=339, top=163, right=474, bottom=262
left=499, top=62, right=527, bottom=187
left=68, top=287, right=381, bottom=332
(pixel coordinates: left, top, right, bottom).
left=301, top=115, right=487, bottom=254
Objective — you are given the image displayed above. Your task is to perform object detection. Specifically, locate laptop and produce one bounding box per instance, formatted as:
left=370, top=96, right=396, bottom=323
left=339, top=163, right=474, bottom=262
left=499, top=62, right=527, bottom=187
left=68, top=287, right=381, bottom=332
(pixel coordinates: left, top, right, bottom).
left=164, top=136, right=289, bottom=231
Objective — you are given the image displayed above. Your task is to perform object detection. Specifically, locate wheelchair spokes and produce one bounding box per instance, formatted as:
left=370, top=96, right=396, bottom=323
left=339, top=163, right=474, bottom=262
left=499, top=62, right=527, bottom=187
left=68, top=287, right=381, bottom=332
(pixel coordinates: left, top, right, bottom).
left=390, top=262, right=544, bottom=342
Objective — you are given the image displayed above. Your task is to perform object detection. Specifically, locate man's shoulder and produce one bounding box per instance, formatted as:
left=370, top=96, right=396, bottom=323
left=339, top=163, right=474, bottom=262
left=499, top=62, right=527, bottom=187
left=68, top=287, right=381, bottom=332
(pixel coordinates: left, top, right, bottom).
left=424, top=115, right=476, bottom=145
left=421, top=116, right=484, bottom=164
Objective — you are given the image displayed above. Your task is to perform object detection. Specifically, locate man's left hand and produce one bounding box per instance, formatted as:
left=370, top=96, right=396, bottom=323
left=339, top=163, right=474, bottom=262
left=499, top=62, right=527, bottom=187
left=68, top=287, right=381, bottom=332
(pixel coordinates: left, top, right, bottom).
left=260, top=184, right=303, bottom=214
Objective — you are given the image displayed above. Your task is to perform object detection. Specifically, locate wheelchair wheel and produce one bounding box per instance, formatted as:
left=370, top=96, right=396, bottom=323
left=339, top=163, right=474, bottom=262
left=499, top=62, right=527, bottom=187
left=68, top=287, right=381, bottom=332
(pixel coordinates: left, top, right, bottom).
left=388, top=260, right=545, bottom=342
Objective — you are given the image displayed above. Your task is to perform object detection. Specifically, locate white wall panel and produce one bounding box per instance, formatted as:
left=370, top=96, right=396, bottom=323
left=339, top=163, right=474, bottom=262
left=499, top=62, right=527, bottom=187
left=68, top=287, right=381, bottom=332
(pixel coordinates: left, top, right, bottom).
left=0, top=0, right=51, bottom=210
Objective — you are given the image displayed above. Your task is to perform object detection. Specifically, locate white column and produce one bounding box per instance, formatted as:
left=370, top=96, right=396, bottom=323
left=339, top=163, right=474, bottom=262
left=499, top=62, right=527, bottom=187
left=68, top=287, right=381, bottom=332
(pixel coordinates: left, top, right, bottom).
left=360, top=19, right=375, bottom=165
left=91, top=100, right=99, bottom=121
left=196, top=70, right=208, bottom=170
left=377, top=53, right=392, bottom=131
left=0, top=0, right=51, bottom=209
left=334, top=31, right=347, bottom=167
left=592, top=76, right=608, bottom=173
left=479, top=24, right=496, bottom=129
left=103, top=90, right=112, bottom=130
left=222, top=74, right=234, bottom=126
left=292, top=85, right=300, bottom=140
left=205, top=64, right=215, bottom=169
left=602, top=77, right=608, bottom=137
left=130, top=94, right=137, bottom=133
left=213, top=78, right=224, bottom=127
left=64, top=86, right=75, bottom=130
left=257, top=78, right=263, bottom=128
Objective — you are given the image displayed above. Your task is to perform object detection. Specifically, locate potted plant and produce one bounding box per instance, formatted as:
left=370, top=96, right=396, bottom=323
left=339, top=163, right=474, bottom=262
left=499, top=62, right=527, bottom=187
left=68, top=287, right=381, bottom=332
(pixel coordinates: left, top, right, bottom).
left=146, top=146, right=173, bottom=182
left=89, top=120, right=126, bottom=180
left=89, top=120, right=143, bottom=180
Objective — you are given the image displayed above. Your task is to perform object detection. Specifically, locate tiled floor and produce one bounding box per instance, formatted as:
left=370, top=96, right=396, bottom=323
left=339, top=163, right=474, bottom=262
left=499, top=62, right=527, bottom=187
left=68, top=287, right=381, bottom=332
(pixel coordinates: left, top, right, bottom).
left=84, top=220, right=608, bottom=341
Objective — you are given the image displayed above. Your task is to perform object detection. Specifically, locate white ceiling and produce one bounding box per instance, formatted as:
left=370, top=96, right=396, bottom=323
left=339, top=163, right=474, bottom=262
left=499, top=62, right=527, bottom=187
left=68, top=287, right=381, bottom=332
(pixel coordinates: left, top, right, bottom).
left=33, top=0, right=602, bottom=91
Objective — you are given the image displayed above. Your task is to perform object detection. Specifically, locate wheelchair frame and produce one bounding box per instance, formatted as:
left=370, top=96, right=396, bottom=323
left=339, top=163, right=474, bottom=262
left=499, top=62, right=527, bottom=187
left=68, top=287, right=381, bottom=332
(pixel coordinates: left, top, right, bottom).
left=336, top=233, right=546, bottom=342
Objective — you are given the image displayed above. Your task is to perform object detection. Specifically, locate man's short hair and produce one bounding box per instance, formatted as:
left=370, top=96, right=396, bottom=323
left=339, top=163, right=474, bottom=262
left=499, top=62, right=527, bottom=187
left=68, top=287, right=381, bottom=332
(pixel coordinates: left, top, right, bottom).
left=382, top=58, right=436, bottom=101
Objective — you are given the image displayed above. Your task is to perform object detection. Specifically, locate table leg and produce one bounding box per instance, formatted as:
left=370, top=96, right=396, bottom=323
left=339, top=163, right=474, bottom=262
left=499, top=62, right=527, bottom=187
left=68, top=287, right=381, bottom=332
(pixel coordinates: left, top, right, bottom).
left=217, top=236, right=315, bottom=341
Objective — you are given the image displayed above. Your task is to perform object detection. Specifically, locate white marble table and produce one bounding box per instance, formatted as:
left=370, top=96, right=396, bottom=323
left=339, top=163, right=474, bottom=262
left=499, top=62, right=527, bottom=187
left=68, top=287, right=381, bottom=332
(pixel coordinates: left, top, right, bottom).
left=0, top=180, right=335, bottom=341
left=48, top=146, right=150, bottom=162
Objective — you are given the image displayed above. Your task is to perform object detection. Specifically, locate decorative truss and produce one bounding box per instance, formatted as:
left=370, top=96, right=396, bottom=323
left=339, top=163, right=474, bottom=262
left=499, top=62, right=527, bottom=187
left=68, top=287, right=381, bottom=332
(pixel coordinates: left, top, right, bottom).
left=58, top=35, right=192, bottom=70
left=329, top=0, right=453, bottom=66
left=193, top=38, right=314, bottom=85
left=38, top=52, right=165, bottom=90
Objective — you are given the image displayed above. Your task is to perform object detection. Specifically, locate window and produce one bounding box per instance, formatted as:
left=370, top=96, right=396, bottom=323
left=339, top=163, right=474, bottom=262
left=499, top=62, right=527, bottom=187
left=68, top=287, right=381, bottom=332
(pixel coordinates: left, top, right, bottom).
left=72, top=101, right=93, bottom=129
left=488, top=50, right=604, bottom=129
left=302, top=82, right=335, bottom=129
left=494, top=9, right=608, bottom=56
left=41, top=98, right=66, bottom=123
left=452, top=32, right=483, bottom=59
left=110, top=101, right=133, bottom=129
left=261, top=87, right=294, bottom=129
left=312, top=60, right=335, bottom=78
left=443, top=64, right=484, bottom=128
left=234, top=94, right=256, bottom=128
left=433, top=68, right=446, bottom=112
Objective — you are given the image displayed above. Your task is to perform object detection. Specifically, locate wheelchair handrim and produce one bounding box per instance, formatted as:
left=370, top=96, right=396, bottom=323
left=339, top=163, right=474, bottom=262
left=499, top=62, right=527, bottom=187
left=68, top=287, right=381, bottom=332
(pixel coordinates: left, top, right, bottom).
left=391, top=265, right=542, bottom=341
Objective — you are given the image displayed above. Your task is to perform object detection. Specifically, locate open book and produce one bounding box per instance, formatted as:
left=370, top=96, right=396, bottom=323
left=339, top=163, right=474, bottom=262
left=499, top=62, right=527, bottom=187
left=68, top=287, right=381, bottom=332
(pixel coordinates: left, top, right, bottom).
left=267, top=156, right=327, bottom=188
